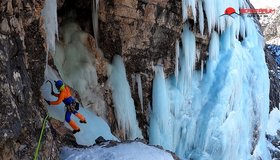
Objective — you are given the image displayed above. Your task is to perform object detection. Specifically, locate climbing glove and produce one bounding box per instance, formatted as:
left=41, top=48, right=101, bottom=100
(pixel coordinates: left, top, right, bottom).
left=44, top=99, right=50, bottom=105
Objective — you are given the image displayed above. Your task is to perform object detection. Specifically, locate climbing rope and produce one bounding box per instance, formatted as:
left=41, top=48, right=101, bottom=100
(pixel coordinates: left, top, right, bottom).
left=34, top=114, right=49, bottom=160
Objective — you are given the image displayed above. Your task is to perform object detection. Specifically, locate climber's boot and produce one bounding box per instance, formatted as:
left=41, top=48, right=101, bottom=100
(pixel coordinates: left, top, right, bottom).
left=75, top=113, right=86, bottom=124
left=69, top=120, right=80, bottom=134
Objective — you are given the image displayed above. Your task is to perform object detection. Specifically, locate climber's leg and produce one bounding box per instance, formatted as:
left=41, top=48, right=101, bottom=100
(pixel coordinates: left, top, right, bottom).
left=65, top=110, right=80, bottom=134
left=74, top=111, right=86, bottom=123
left=65, top=110, right=72, bottom=123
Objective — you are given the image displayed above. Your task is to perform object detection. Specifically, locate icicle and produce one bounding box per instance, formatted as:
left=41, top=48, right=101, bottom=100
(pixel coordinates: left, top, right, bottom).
left=200, top=60, right=204, bottom=80
left=149, top=66, right=172, bottom=151
left=208, top=31, right=219, bottom=60
left=233, top=16, right=240, bottom=39
left=109, top=55, right=143, bottom=140
left=182, top=0, right=188, bottom=23
left=239, top=17, right=246, bottom=39
left=203, top=0, right=216, bottom=33
left=188, top=0, right=197, bottom=23
left=244, top=16, right=254, bottom=40
left=215, top=0, right=226, bottom=32
left=181, top=23, right=196, bottom=87
left=175, top=40, right=180, bottom=85
left=220, top=27, right=231, bottom=51
left=147, top=102, right=152, bottom=118
left=199, top=0, right=243, bottom=34
left=41, top=0, right=58, bottom=60
left=131, top=74, right=136, bottom=92
left=196, top=49, right=201, bottom=63
left=92, top=0, right=99, bottom=48
left=198, top=0, right=204, bottom=35
left=182, top=0, right=197, bottom=23
left=136, top=74, right=144, bottom=113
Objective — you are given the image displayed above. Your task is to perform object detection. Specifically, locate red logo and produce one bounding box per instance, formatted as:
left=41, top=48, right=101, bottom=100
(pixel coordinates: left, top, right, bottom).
left=220, top=7, right=240, bottom=17
left=239, top=8, right=275, bottom=14
left=220, top=7, right=276, bottom=18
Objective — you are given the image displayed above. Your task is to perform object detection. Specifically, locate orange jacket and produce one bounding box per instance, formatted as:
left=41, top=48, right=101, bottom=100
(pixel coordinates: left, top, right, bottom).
left=50, top=86, right=72, bottom=105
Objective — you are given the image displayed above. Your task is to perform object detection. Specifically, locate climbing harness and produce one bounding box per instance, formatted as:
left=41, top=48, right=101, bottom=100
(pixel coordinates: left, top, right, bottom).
left=47, top=79, right=82, bottom=111
left=66, top=101, right=80, bottom=112
left=33, top=114, right=49, bottom=160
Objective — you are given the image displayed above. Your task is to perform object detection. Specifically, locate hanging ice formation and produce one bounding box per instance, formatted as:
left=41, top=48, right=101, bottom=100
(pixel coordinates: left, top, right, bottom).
left=149, top=0, right=270, bottom=159
left=108, top=55, right=143, bottom=140
left=41, top=0, right=58, bottom=54
left=136, top=74, right=144, bottom=113
left=92, top=0, right=99, bottom=48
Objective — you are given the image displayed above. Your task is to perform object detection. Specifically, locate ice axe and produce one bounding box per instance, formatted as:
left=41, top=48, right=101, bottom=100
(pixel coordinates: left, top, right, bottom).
left=46, top=80, right=57, bottom=95
left=42, top=80, right=54, bottom=105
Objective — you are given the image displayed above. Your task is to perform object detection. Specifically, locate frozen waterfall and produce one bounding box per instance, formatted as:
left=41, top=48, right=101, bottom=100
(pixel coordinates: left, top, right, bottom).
left=40, top=0, right=271, bottom=159
left=149, top=0, right=270, bottom=159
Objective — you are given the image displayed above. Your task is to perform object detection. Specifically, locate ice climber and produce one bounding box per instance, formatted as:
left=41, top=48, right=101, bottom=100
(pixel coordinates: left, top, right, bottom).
left=45, top=80, right=87, bottom=134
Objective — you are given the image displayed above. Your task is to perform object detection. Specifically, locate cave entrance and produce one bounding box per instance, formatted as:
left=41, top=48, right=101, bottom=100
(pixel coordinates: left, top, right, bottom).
left=47, top=0, right=108, bottom=119
left=57, top=0, right=94, bottom=38
left=40, top=0, right=119, bottom=146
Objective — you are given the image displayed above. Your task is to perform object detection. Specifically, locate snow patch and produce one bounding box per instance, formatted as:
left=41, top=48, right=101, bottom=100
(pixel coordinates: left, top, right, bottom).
left=267, top=108, right=280, bottom=136
left=60, top=142, right=175, bottom=160
left=13, top=72, right=20, bottom=81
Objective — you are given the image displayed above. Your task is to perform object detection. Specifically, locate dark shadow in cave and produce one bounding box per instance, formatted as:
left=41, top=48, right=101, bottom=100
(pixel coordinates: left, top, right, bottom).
left=57, top=0, right=94, bottom=37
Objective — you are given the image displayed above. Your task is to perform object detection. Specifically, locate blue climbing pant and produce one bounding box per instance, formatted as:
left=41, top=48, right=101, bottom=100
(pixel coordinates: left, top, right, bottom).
left=65, top=110, right=78, bottom=122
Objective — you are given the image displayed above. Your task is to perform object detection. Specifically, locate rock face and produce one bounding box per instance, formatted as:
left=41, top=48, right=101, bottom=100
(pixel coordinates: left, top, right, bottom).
left=98, top=0, right=183, bottom=138
left=261, top=5, right=280, bottom=116
left=261, top=5, right=280, bottom=159
left=262, top=6, right=280, bottom=45
left=0, top=0, right=185, bottom=158
left=0, top=0, right=60, bottom=159
left=264, top=45, right=280, bottom=159
left=267, top=133, right=280, bottom=159
left=265, top=46, right=280, bottom=111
